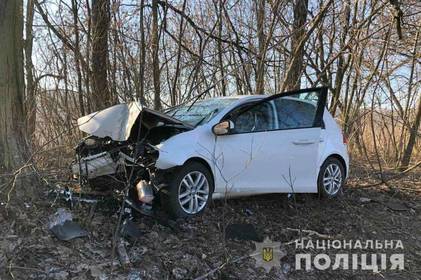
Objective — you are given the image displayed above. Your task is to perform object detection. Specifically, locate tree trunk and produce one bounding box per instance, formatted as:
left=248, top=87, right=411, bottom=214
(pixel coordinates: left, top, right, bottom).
left=217, top=0, right=226, bottom=96
left=24, top=0, right=35, bottom=138
left=400, top=31, right=419, bottom=170
left=92, top=0, right=111, bottom=111
left=0, top=0, right=27, bottom=170
left=283, top=0, right=308, bottom=91
left=152, top=0, right=161, bottom=110
left=138, top=0, right=146, bottom=104
left=255, top=0, right=265, bottom=95
left=72, top=0, right=85, bottom=116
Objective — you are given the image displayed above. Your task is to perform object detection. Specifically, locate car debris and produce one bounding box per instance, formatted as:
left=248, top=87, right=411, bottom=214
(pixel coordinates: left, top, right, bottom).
left=72, top=101, right=192, bottom=217
left=359, top=197, right=372, bottom=203
left=244, top=208, right=254, bottom=216
left=121, top=219, right=142, bottom=239
left=48, top=208, right=88, bottom=241
left=117, top=238, right=131, bottom=267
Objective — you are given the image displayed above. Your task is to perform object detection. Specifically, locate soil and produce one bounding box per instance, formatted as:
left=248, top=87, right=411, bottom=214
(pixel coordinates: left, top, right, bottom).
left=0, top=161, right=420, bottom=280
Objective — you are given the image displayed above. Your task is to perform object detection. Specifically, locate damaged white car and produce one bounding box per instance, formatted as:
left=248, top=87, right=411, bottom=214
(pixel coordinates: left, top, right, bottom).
left=72, top=87, right=349, bottom=218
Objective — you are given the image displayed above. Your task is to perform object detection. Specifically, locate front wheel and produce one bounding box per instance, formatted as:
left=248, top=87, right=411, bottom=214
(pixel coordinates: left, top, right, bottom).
left=161, top=161, right=213, bottom=218
left=317, top=157, right=345, bottom=198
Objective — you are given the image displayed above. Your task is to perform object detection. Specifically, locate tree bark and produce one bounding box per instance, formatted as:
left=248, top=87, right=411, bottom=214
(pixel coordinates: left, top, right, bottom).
left=152, top=0, right=161, bottom=110
left=217, top=0, right=226, bottom=96
left=138, top=0, right=146, bottom=104
left=25, top=0, right=35, bottom=137
left=0, top=0, right=27, bottom=170
left=283, top=0, right=309, bottom=91
left=92, top=0, right=111, bottom=111
left=400, top=31, right=420, bottom=169
left=255, top=0, right=265, bottom=95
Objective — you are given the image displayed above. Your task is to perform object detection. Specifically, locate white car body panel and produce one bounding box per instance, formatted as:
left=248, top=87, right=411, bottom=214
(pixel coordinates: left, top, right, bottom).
left=155, top=95, right=349, bottom=198
left=213, top=127, right=322, bottom=194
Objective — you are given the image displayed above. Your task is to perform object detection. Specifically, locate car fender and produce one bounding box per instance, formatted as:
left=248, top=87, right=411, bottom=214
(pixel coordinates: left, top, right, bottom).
left=155, top=127, right=215, bottom=171
left=317, top=135, right=349, bottom=179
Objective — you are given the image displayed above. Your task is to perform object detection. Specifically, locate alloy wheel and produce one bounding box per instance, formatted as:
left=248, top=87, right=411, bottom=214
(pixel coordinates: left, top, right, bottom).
left=322, top=163, right=342, bottom=195
left=178, top=171, right=209, bottom=214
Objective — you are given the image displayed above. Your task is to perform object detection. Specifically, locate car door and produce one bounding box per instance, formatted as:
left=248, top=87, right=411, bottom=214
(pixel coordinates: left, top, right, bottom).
left=213, top=87, right=327, bottom=195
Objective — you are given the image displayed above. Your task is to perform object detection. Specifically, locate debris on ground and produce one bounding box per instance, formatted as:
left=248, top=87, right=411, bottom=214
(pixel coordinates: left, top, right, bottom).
left=121, top=219, right=143, bottom=238
left=359, top=197, right=372, bottom=203
left=48, top=208, right=88, bottom=241
left=0, top=162, right=420, bottom=279
left=117, top=238, right=131, bottom=267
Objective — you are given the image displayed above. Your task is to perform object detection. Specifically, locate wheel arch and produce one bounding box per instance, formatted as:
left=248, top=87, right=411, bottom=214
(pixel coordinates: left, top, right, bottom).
left=183, top=157, right=215, bottom=190
left=324, top=154, right=347, bottom=177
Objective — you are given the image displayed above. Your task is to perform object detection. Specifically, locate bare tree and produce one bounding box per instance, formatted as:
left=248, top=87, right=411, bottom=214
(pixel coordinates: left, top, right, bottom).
left=25, top=0, right=36, bottom=137
left=255, top=0, right=266, bottom=95
left=92, top=0, right=111, bottom=110
left=152, top=0, right=161, bottom=110
left=0, top=0, right=27, bottom=169
left=283, top=0, right=309, bottom=90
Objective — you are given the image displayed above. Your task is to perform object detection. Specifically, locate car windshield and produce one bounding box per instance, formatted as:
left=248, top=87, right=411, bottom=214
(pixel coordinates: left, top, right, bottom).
left=167, top=98, right=238, bottom=127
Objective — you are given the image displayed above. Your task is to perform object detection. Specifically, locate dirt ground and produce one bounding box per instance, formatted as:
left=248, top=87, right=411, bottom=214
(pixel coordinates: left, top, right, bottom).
left=0, top=161, right=420, bottom=280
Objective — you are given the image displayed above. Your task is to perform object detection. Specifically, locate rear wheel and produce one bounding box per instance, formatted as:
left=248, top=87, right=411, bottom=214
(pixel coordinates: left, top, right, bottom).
left=162, top=161, right=213, bottom=218
left=317, top=157, right=345, bottom=198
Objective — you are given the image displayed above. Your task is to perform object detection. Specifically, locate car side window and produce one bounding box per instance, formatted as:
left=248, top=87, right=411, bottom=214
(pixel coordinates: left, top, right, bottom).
left=274, top=97, right=317, bottom=129
left=230, top=101, right=276, bottom=133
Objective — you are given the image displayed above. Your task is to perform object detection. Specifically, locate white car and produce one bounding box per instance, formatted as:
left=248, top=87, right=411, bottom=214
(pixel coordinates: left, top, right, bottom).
left=72, top=87, right=349, bottom=218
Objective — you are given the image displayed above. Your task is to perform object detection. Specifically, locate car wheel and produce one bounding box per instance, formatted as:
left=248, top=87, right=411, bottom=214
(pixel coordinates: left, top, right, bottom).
left=318, top=157, right=345, bottom=198
left=162, top=161, right=213, bottom=218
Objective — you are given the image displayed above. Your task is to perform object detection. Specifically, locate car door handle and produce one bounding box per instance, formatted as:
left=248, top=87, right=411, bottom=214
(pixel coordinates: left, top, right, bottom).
left=292, top=139, right=316, bottom=145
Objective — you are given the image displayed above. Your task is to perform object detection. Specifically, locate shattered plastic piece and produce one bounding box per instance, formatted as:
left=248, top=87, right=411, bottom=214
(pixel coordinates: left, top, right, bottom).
left=225, top=223, right=262, bottom=242
left=121, top=219, right=142, bottom=238
left=48, top=208, right=73, bottom=229
left=125, top=198, right=153, bottom=216
left=50, top=220, right=88, bottom=241
left=244, top=208, right=254, bottom=216
left=359, top=197, right=372, bottom=203
left=48, top=208, right=88, bottom=241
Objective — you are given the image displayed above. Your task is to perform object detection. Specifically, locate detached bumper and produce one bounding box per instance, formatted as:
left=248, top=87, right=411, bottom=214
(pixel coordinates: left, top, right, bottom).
left=72, top=152, right=117, bottom=179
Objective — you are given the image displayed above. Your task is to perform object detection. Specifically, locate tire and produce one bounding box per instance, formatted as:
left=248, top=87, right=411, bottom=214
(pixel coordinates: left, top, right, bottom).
left=161, top=161, right=214, bottom=218
left=317, top=157, right=345, bottom=198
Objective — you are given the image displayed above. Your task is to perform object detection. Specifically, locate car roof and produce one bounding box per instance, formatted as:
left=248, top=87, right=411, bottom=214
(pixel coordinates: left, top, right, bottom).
left=208, top=95, right=316, bottom=106
left=210, top=95, right=266, bottom=100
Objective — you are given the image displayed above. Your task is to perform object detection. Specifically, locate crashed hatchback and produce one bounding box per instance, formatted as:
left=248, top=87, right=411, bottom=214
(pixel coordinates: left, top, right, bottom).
left=72, top=87, right=349, bottom=218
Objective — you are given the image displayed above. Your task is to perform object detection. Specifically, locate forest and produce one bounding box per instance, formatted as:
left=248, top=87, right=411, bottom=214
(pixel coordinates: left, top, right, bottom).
left=0, top=0, right=420, bottom=279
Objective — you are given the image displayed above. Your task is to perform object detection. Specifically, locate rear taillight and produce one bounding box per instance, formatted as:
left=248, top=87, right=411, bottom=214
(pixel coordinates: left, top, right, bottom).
left=342, top=132, right=348, bottom=144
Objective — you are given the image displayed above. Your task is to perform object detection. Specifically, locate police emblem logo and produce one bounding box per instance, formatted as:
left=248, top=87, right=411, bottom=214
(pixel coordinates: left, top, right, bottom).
left=252, top=237, right=285, bottom=272
left=262, top=247, right=273, bottom=262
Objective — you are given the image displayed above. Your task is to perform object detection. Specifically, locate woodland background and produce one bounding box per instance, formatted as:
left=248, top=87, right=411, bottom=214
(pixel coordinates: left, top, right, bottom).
left=0, top=0, right=420, bottom=173
left=0, top=1, right=420, bottom=279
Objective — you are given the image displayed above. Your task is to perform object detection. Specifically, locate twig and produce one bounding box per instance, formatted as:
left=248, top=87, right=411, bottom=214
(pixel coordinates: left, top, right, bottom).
left=285, top=227, right=334, bottom=239
left=3, top=164, right=33, bottom=207
left=357, top=160, right=421, bottom=188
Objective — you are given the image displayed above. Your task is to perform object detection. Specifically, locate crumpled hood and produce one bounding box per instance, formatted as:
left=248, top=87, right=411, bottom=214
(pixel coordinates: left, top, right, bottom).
left=77, top=102, right=142, bottom=141
left=77, top=101, right=192, bottom=141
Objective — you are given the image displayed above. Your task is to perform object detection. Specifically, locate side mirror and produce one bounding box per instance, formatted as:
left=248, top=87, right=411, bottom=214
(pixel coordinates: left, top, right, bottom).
left=212, top=120, right=234, bottom=136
